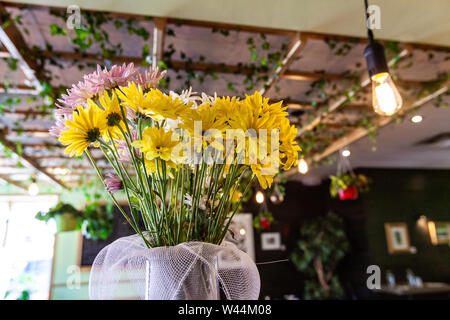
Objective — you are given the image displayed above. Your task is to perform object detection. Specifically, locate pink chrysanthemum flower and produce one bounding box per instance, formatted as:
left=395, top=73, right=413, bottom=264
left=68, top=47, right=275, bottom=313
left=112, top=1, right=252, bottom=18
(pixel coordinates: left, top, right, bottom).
left=58, top=74, right=98, bottom=108
left=105, top=173, right=123, bottom=194
left=117, top=129, right=140, bottom=163
left=49, top=112, right=73, bottom=137
left=59, top=63, right=138, bottom=108
left=136, top=67, right=166, bottom=90
left=88, top=63, right=138, bottom=92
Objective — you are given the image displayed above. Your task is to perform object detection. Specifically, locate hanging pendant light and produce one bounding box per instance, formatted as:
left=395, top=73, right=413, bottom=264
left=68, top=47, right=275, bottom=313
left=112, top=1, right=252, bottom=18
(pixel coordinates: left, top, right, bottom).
left=269, top=184, right=284, bottom=204
left=298, top=158, right=308, bottom=174
left=364, top=0, right=403, bottom=116
left=28, top=176, right=39, bottom=196
left=255, top=190, right=265, bottom=204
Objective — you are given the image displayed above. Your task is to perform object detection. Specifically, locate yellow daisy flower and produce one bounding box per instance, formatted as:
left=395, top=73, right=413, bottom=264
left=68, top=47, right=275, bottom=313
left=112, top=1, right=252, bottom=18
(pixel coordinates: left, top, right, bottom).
left=145, top=89, right=193, bottom=121
left=116, top=82, right=151, bottom=116
left=213, top=96, right=241, bottom=127
left=117, top=84, right=192, bottom=122
left=132, top=127, right=183, bottom=163
left=250, top=162, right=278, bottom=189
left=179, top=103, right=227, bottom=151
left=59, top=105, right=107, bottom=157
left=279, top=118, right=301, bottom=170
left=243, top=91, right=288, bottom=121
left=89, top=90, right=126, bottom=140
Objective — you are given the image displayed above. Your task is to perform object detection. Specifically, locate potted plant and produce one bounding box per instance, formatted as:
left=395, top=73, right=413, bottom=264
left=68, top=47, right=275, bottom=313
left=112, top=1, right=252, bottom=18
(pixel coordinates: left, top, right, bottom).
left=253, top=211, right=274, bottom=230
left=35, top=202, right=81, bottom=232
left=290, top=212, right=350, bottom=300
left=329, top=173, right=370, bottom=200
left=81, top=202, right=114, bottom=240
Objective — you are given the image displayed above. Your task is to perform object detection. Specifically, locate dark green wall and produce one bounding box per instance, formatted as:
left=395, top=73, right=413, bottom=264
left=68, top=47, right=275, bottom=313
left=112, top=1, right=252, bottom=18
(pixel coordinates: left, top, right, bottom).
left=360, top=168, right=450, bottom=283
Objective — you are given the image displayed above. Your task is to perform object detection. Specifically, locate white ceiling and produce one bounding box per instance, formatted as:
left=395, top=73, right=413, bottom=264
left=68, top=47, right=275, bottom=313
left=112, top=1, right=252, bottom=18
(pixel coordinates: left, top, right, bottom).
left=5, top=0, right=450, bottom=47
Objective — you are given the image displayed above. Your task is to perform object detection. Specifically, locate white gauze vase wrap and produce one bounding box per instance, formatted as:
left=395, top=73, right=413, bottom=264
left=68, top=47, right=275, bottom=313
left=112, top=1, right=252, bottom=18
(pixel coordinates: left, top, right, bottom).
left=89, top=234, right=260, bottom=300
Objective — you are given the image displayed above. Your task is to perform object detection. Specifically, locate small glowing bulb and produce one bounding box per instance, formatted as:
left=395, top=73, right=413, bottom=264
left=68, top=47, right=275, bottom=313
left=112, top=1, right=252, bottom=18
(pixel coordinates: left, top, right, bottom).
left=28, top=182, right=39, bottom=196
left=239, top=228, right=246, bottom=236
left=411, top=115, right=423, bottom=123
left=371, top=72, right=402, bottom=116
left=342, top=149, right=351, bottom=157
left=298, top=158, right=308, bottom=174
left=255, top=191, right=265, bottom=204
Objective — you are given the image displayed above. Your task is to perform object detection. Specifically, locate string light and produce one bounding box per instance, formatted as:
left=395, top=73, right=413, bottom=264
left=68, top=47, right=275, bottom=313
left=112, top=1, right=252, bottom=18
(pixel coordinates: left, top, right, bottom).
left=342, top=149, right=351, bottom=157
left=255, top=191, right=265, bottom=204
left=411, top=115, right=423, bottom=123
left=298, top=158, right=308, bottom=174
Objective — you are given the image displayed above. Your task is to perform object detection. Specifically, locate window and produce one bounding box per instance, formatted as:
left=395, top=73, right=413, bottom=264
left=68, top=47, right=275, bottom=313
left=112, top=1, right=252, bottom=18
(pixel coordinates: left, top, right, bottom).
left=0, top=195, right=58, bottom=300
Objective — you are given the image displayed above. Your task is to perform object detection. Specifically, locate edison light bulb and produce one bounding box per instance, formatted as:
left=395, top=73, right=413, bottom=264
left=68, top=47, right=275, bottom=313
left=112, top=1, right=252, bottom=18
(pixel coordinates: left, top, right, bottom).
left=298, top=158, right=308, bottom=174
left=342, top=149, right=351, bottom=157
left=371, top=72, right=402, bottom=116
left=28, top=182, right=39, bottom=196
left=255, top=191, right=265, bottom=204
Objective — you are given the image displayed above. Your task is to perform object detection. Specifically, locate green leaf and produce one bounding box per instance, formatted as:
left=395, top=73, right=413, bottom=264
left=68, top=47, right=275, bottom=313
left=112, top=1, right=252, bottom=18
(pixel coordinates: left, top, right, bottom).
left=142, top=44, right=150, bottom=57
left=50, top=23, right=66, bottom=36
left=158, top=60, right=168, bottom=70
left=260, top=58, right=268, bottom=67
left=75, top=28, right=90, bottom=40
left=4, top=58, right=18, bottom=71
left=114, top=20, right=123, bottom=29
left=227, top=82, right=236, bottom=91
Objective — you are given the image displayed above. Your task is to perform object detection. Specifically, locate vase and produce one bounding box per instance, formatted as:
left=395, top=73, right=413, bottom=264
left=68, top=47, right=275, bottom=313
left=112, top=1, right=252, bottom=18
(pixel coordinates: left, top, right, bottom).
left=89, top=234, right=260, bottom=300
left=145, top=251, right=220, bottom=300
left=338, top=186, right=359, bottom=200
left=55, top=213, right=78, bottom=232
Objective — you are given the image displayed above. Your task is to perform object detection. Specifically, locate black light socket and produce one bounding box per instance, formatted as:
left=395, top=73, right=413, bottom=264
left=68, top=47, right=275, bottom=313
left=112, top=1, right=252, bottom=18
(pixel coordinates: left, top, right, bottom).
left=364, top=40, right=389, bottom=78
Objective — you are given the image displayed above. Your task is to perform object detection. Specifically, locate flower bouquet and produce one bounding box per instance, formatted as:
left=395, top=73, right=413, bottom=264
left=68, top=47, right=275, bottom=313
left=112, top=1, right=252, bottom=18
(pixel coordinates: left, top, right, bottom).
left=51, top=63, right=300, bottom=300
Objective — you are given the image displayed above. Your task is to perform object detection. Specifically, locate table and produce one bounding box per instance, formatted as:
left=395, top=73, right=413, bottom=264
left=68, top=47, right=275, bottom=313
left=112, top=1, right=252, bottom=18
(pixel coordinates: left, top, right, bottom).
left=373, top=282, right=450, bottom=299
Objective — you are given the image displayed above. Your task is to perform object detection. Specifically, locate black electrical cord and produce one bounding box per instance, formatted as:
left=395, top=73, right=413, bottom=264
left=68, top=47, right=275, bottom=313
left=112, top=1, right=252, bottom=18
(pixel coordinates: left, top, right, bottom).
left=364, top=0, right=374, bottom=43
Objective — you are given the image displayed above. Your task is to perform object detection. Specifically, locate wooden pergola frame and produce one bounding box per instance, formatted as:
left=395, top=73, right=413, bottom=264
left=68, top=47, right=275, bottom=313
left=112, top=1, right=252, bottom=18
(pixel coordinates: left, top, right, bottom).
left=0, top=2, right=449, bottom=186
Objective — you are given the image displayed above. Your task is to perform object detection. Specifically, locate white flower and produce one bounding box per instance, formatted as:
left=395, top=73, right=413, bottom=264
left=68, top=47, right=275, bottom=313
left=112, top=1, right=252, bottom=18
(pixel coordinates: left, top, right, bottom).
left=169, top=87, right=200, bottom=106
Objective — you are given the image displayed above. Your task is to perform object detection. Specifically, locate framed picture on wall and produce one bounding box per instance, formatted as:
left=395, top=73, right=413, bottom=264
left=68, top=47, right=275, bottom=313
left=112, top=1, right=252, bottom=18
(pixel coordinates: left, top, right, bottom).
left=384, top=222, right=411, bottom=254
left=261, top=232, right=282, bottom=251
left=428, top=221, right=450, bottom=245
left=223, top=213, right=255, bottom=260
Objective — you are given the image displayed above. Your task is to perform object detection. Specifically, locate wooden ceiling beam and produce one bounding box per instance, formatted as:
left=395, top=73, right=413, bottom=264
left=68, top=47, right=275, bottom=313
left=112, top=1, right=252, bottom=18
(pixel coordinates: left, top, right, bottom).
left=41, top=49, right=348, bottom=81
left=21, top=143, right=63, bottom=149
left=0, top=83, right=39, bottom=95
left=4, top=128, right=50, bottom=133
left=281, top=70, right=353, bottom=82
left=0, top=108, right=50, bottom=115
left=0, top=4, right=42, bottom=91
left=0, top=173, right=28, bottom=192
left=42, top=50, right=258, bottom=74
left=260, top=32, right=307, bottom=96
left=152, top=17, right=166, bottom=69
left=0, top=133, right=66, bottom=188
